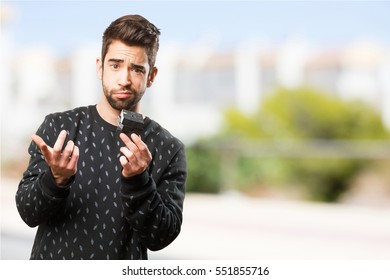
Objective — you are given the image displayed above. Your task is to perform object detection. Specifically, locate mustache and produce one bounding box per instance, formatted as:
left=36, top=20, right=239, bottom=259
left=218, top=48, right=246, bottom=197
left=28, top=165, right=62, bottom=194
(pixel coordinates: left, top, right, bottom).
left=111, top=86, right=134, bottom=94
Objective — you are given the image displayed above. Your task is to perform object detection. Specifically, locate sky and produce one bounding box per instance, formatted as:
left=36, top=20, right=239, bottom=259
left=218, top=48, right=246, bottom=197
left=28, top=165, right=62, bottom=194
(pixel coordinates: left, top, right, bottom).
left=2, top=0, right=390, bottom=56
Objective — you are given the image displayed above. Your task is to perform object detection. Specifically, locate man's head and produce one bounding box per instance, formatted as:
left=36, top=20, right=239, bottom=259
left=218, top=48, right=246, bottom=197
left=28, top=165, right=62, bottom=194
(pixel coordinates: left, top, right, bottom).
left=102, top=14, right=160, bottom=72
left=97, top=15, right=160, bottom=113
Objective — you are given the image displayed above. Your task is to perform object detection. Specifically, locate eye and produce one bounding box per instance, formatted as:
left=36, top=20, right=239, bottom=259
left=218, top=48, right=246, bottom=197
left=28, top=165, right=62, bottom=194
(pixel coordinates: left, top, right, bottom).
left=131, top=65, right=146, bottom=75
left=111, top=63, right=119, bottom=70
left=132, top=68, right=143, bottom=74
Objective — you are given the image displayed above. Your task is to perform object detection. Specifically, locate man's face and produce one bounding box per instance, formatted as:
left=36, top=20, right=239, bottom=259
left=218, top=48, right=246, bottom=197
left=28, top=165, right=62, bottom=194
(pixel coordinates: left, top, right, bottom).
left=97, top=40, right=157, bottom=112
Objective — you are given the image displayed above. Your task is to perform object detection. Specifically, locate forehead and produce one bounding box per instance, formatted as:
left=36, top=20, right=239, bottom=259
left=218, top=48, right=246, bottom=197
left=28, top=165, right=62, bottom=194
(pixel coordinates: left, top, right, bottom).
left=105, top=40, right=149, bottom=64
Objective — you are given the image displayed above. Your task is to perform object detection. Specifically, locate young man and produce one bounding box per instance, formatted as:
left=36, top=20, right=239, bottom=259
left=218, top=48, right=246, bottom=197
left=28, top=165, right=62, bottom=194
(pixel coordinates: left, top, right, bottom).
left=16, top=15, right=187, bottom=260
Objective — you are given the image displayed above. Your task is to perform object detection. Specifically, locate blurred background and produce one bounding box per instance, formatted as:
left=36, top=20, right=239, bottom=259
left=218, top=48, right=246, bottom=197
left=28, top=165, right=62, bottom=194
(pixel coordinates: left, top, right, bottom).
left=1, top=0, right=390, bottom=259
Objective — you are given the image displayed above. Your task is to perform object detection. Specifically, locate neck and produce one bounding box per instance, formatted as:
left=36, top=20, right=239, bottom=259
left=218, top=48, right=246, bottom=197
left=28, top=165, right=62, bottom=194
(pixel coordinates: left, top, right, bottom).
left=96, top=98, right=120, bottom=126
left=96, top=98, right=141, bottom=126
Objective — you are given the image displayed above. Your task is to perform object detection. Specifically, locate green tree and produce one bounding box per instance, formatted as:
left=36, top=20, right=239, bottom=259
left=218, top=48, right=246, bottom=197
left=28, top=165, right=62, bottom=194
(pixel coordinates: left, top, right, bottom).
left=225, top=87, right=388, bottom=140
left=221, top=87, right=389, bottom=201
left=185, top=143, right=221, bottom=193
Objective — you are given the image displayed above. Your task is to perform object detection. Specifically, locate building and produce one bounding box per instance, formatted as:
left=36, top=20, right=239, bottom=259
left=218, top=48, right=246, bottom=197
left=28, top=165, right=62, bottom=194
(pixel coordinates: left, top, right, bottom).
left=1, top=11, right=389, bottom=161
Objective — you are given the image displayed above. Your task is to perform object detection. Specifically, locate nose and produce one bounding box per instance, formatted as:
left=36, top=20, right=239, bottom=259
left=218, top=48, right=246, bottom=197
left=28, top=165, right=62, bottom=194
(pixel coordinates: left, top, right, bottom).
left=118, top=68, right=131, bottom=87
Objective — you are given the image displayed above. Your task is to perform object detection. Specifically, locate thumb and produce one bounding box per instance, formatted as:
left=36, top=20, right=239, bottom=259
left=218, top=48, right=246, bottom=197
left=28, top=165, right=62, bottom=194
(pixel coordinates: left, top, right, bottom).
left=31, top=134, right=51, bottom=158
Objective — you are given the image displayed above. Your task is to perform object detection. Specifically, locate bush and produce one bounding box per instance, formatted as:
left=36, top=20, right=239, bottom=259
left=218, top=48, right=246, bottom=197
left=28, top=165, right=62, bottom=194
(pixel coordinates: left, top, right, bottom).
left=186, top=87, right=390, bottom=202
left=185, top=143, right=221, bottom=193
left=225, top=87, right=389, bottom=140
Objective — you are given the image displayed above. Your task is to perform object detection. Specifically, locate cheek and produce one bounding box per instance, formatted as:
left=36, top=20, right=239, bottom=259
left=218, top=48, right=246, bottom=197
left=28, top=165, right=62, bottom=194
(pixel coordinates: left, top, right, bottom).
left=102, top=75, right=115, bottom=92
left=137, top=81, right=148, bottom=92
left=102, top=71, right=117, bottom=85
left=130, top=76, right=147, bottom=90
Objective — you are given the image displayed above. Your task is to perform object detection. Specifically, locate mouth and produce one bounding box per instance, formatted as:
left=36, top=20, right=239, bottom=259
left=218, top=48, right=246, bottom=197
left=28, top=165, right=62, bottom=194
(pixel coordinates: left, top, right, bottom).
left=114, top=91, right=132, bottom=99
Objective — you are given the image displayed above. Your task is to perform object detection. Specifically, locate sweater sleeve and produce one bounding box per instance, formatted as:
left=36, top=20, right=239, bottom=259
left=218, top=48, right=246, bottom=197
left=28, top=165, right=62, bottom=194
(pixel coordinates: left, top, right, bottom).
left=15, top=115, right=72, bottom=228
left=120, top=141, right=187, bottom=251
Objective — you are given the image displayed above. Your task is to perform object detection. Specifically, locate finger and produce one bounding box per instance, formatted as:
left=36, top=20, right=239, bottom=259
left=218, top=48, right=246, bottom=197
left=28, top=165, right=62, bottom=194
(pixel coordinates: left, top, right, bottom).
left=31, top=134, right=52, bottom=159
left=119, top=133, right=131, bottom=145
left=53, top=130, right=68, bottom=160
left=119, top=155, right=129, bottom=168
left=67, top=145, right=79, bottom=169
left=120, top=146, right=132, bottom=160
left=63, top=140, right=74, bottom=156
left=120, top=133, right=138, bottom=156
left=119, top=133, right=136, bottom=147
left=130, top=133, right=141, bottom=144
left=60, top=140, right=75, bottom=166
left=31, top=134, right=44, bottom=147
left=130, top=133, right=152, bottom=159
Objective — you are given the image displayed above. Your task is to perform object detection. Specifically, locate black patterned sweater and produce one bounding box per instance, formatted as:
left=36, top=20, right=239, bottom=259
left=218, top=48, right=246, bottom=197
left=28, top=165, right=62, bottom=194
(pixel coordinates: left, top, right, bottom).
left=16, top=105, right=186, bottom=260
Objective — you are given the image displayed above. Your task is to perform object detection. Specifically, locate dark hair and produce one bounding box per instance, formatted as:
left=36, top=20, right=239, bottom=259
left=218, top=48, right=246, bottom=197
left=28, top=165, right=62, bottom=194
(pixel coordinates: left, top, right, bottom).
left=102, top=15, right=160, bottom=72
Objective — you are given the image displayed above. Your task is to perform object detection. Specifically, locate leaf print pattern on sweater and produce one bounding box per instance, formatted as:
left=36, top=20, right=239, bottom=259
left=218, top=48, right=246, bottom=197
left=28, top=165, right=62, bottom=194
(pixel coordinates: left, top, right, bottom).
left=16, top=105, right=186, bottom=260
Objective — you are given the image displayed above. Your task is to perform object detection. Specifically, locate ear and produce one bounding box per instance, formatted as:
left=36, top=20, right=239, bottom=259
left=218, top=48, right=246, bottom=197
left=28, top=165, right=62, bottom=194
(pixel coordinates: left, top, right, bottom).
left=96, top=57, right=103, bottom=80
left=147, top=67, right=158, bottom=87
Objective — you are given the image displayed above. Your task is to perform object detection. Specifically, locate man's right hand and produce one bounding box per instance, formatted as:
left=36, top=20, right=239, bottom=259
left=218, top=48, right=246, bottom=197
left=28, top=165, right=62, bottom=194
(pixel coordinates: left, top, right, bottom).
left=32, top=130, right=79, bottom=187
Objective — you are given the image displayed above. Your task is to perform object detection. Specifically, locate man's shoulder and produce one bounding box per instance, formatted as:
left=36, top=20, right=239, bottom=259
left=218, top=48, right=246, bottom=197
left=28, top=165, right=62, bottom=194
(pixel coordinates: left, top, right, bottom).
left=144, top=117, right=185, bottom=148
left=39, top=106, right=95, bottom=132
left=49, top=105, right=92, bottom=116
left=45, top=105, right=94, bottom=121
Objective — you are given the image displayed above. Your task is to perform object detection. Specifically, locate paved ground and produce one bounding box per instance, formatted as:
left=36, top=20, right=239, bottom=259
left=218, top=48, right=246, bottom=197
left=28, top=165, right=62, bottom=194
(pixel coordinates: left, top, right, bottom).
left=1, top=177, right=390, bottom=260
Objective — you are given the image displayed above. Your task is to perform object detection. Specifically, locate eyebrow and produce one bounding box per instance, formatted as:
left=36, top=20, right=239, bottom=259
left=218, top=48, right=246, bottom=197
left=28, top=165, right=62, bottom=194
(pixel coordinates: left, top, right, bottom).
left=108, top=58, right=124, bottom=64
left=131, top=64, right=146, bottom=73
left=107, top=58, right=146, bottom=72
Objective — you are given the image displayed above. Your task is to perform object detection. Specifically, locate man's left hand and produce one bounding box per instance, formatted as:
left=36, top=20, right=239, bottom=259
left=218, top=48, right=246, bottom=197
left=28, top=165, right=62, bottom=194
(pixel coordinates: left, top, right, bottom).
left=119, top=133, right=152, bottom=178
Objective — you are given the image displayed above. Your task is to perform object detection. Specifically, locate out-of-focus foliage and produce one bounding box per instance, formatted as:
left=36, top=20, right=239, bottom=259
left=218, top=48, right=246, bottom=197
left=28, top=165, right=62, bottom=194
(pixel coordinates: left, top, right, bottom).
left=186, top=87, right=390, bottom=202
left=185, top=142, right=221, bottom=193
left=225, top=87, right=389, bottom=140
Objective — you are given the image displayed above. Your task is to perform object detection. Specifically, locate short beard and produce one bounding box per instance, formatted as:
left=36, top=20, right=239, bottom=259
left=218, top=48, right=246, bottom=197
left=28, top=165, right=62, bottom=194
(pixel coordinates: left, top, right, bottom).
left=102, top=83, right=141, bottom=112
